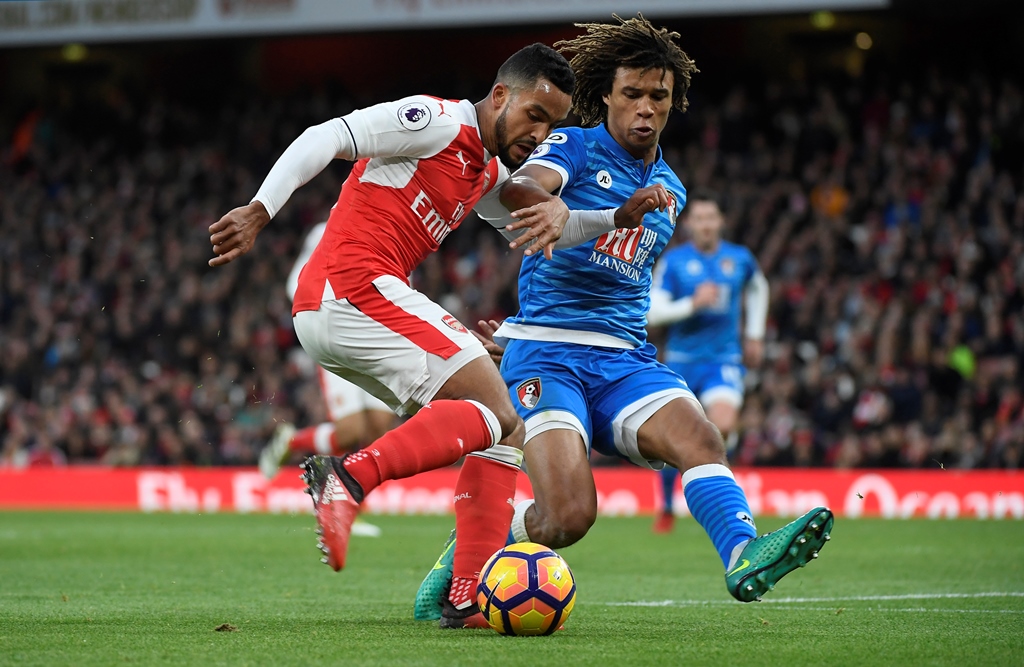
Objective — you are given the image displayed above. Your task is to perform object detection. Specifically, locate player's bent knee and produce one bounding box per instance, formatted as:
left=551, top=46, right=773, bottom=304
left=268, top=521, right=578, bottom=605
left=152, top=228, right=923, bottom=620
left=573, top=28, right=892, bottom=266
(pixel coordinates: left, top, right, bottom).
left=704, top=418, right=729, bottom=454
left=464, top=399, right=523, bottom=451
left=693, top=416, right=727, bottom=462
left=558, top=512, right=596, bottom=547
left=500, top=415, right=525, bottom=449
left=535, top=501, right=596, bottom=549
left=495, top=403, right=523, bottom=441
left=662, top=415, right=728, bottom=471
left=471, top=401, right=521, bottom=444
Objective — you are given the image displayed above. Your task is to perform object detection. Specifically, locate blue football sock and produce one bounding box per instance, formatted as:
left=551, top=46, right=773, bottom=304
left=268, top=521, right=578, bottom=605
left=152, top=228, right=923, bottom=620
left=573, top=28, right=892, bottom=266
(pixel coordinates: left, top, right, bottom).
left=659, top=466, right=679, bottom=513
left=682, top=464, right=757, bottom=568
left=506, top=529, right=516, bottom=546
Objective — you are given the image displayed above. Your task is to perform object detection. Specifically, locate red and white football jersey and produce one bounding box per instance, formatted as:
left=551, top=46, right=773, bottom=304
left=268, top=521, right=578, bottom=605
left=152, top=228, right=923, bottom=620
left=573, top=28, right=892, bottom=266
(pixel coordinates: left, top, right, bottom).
left=292, top=95, right=506, bottom=315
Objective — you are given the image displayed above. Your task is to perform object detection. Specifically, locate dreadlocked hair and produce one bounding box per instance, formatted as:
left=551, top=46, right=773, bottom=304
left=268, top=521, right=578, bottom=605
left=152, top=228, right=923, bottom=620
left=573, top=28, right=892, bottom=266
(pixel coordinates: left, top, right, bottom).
left=555, top=14, right=698, bottom=128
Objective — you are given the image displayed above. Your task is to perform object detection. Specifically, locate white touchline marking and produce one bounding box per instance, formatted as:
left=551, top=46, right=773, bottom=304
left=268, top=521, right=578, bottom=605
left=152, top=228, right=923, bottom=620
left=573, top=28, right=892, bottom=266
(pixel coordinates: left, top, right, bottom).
left=603, top=592, right=1024, bottom=607
left=732, top=606, right=1024, bottom=615
left=764, top=592, right=1024, bottom=603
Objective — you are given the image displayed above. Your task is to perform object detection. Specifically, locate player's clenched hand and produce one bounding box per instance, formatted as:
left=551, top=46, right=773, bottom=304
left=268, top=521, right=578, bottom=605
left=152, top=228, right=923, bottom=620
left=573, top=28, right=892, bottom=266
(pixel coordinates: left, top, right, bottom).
left=505, top=197, right=570, bottom=260
left=692, top=282, right=719, bottom=310
left=208, top=201, right=271, bottom=267
left=614, top=184, right=670, bottom=229
left=473, top=319, right=506, bottom=366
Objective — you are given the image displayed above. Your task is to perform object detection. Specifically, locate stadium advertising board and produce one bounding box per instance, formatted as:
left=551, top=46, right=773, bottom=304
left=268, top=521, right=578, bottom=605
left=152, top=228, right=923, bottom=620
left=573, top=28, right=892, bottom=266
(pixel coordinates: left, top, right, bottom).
left=0, top=0, right=888, bottom=46
left=0, top=467, right=1020, bottom=519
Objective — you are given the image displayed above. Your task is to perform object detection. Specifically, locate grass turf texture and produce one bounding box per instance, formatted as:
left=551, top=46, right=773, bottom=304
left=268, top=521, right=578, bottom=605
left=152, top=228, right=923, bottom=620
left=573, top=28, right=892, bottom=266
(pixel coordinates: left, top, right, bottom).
left=1, top=512, right=1022, bottom=666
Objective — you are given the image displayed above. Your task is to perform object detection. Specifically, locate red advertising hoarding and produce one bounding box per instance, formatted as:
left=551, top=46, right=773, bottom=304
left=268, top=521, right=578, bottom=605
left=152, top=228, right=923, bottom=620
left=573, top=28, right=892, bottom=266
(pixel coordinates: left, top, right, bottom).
left=0, top=467, right=1021, bottom=518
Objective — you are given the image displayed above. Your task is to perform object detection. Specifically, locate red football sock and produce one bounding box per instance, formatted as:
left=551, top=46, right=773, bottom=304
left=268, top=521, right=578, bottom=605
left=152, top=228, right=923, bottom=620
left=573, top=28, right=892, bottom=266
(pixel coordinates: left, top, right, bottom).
left=288, top=426, right=318, bottom=453
left=328, top=428, right=345, bottom=454
left=449, top=453, right=519, bottom=608
left=341, top=400, right=494, bottom=495
left=287, top=424, right=338, bottom=455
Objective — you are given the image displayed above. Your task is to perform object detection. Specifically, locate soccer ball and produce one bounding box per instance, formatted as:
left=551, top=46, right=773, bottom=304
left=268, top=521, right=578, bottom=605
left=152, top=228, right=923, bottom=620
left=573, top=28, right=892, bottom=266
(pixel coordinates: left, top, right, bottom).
left=476, top=542, right=576, bottom=636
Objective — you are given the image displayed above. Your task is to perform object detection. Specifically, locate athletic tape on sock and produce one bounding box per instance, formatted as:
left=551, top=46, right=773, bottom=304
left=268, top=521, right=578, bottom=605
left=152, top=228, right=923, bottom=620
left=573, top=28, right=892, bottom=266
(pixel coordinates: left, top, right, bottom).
left=464, top=399, right=502, bottom=446
left=510, top=499, right=535, bottom=544
left=468, top=444, right=523, bottom=468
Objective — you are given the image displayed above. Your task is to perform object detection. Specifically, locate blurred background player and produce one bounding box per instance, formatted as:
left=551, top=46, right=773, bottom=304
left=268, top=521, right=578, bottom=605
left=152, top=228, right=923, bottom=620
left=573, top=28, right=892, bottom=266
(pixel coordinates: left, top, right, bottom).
left=209, top=43, right=576, bottom=629
left=647, top=189, right=769, bottom=532
left=416, top=15, right=831, bottom=619
left=259, top=221, right=401, bottom=538
left=258, top=221, right=397, bottom=481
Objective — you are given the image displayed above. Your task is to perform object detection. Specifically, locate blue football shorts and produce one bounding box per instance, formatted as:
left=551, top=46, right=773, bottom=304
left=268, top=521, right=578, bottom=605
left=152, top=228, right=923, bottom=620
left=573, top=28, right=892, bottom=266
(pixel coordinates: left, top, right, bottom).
left=500, top=338, right=699, bottom=470
left=667, top=361, right=746, bottom=410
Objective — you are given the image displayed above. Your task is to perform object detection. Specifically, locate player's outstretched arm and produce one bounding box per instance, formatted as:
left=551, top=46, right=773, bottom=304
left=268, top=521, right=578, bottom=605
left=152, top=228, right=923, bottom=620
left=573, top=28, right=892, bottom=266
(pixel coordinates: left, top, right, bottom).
left=208, top=118, right=355, bottom=267
left=743, top=271, right=769, bottom=366
left=496, top=167, right=670, bottom=258
left=511, top=182, right=670, bottom=252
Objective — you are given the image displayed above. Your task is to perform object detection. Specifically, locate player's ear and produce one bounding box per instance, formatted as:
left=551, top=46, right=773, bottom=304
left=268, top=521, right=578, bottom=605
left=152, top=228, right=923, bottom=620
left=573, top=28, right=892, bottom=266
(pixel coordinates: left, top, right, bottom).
left=491, top=83, right=509, bottom=110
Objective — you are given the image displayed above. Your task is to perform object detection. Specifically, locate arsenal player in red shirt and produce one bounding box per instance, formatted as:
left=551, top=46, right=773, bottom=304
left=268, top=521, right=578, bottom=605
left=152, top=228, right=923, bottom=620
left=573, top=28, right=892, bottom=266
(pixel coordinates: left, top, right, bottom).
left=209, top=44, right=574, bottom=628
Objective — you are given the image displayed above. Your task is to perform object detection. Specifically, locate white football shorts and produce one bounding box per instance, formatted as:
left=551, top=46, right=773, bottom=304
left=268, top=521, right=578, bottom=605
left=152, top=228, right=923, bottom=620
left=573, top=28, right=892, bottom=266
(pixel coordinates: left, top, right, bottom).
left=293, top=274, right=487, bottom=416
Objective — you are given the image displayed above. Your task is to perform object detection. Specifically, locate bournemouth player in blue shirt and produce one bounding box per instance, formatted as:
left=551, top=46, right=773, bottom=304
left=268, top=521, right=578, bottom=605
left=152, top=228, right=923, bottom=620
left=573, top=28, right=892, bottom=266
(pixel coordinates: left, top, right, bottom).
left=648, top=190, right=770, bottom=532
left=416, top=15, right=832, bottom=621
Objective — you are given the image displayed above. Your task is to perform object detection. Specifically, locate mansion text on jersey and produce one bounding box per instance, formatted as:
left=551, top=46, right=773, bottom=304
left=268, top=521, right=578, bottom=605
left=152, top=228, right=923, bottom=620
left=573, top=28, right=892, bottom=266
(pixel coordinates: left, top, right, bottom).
left=588, top=251, right=644, bottom=281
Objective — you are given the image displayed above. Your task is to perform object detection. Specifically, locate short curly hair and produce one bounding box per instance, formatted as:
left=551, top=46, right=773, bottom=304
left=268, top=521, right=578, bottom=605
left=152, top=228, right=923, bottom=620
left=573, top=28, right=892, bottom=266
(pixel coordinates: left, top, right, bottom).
left=555, top=14, right=698, bottom=128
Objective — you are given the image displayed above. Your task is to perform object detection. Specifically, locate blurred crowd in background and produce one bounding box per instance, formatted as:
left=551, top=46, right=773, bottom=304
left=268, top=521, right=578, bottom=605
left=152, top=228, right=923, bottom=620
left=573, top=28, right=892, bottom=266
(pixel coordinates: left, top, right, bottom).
left=1, top=59, right=1022, bottom=470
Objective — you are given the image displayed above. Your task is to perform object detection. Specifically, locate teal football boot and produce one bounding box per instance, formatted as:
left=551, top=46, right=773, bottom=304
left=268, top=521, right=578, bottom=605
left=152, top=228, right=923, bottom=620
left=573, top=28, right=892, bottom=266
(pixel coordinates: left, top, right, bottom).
left=726, top=506, right=834, bottom=602
left=413, top=529, right=456, bottom=621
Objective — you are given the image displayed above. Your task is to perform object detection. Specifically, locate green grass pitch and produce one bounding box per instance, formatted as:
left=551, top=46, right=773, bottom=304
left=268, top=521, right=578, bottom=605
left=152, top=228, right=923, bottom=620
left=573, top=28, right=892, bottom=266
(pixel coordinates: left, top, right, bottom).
left=1, top=511, right=1022, bottom=666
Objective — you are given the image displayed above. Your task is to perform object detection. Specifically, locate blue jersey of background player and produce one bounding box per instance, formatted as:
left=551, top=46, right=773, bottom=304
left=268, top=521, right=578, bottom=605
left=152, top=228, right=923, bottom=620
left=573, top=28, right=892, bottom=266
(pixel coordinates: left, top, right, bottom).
left=416, top=16, right=831, bottom=619
left=647, top=190, right=769, bottom=532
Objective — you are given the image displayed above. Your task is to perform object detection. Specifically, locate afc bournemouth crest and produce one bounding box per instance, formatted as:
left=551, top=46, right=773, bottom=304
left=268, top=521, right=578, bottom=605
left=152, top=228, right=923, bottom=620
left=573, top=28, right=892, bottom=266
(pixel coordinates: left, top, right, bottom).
left=442, top=315, right=468, bottom=334
left=516, top=378, right=542, bottom=409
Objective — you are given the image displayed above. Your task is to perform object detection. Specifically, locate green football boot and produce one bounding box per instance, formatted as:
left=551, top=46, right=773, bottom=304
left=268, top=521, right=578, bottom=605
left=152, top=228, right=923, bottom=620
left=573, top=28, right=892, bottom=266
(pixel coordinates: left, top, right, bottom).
left=413, top=529, right=457, bottom=621
left=726, top=506, right=834, bottom=602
